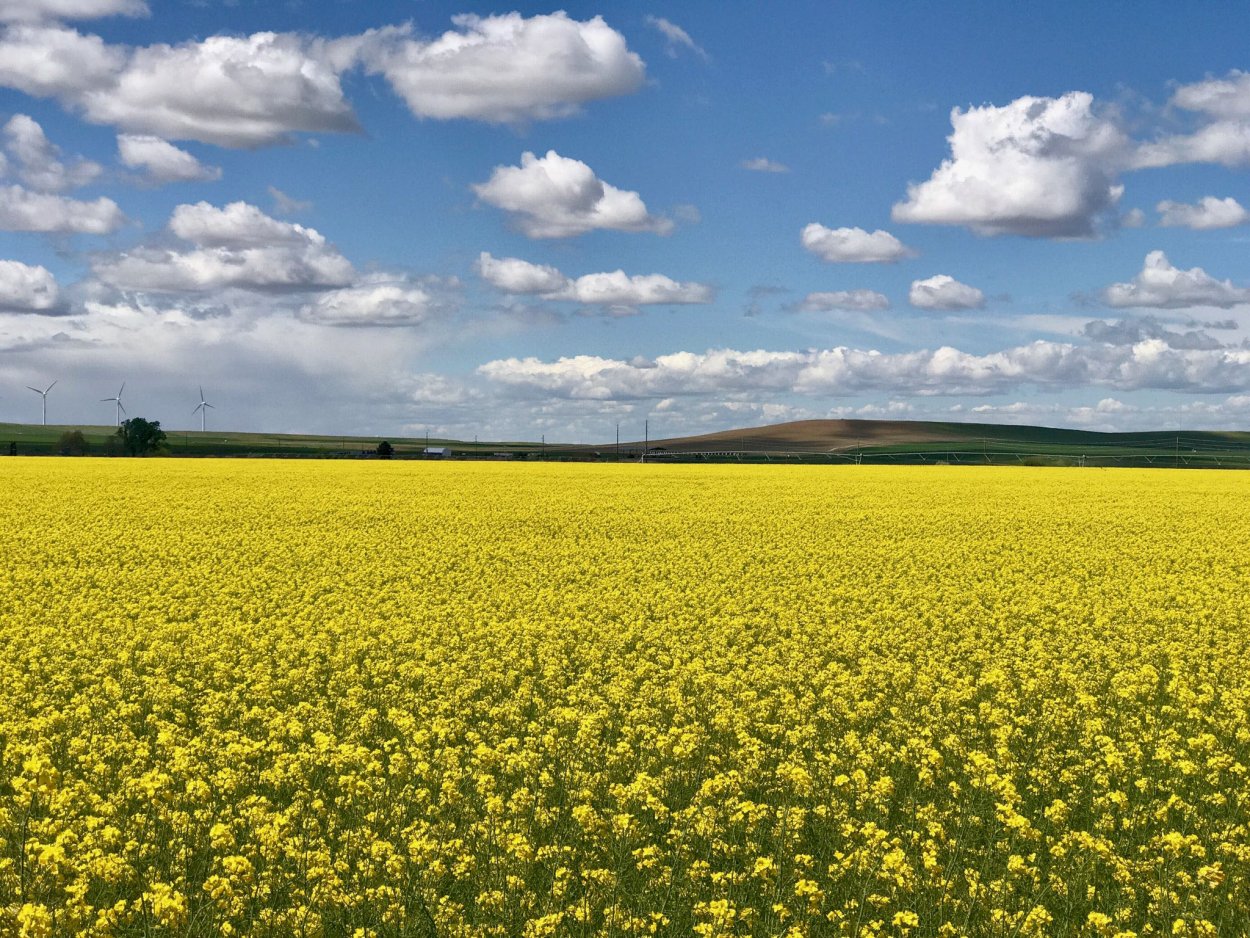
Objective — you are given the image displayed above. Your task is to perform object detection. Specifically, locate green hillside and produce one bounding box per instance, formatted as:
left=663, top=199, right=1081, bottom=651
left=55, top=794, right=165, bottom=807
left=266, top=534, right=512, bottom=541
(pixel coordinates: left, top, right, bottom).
left=4, top=418, right=1250, bottom=468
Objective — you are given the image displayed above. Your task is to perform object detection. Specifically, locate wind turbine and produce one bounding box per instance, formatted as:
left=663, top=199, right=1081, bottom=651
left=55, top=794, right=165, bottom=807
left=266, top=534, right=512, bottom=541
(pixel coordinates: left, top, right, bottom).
left=25, top=380, right=56, bottom=426
left=101, top=382, right=126, bottom=426
left=192, top=385, right=215, bottom=432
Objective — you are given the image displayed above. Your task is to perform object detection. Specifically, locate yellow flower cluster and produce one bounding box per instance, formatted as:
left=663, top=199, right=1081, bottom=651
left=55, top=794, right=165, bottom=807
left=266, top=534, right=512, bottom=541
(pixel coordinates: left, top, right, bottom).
left=1, top=460, right=1248, bottom=936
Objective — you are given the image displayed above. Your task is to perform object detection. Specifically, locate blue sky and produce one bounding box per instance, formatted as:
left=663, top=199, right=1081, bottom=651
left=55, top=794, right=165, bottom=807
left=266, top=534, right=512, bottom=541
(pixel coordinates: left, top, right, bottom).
left=3, top=1, right=1250, bottom=440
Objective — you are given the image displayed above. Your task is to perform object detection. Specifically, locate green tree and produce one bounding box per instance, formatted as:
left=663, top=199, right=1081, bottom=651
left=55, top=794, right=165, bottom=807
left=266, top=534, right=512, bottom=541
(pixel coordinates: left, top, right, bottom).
left=57, top=430, right=89, bottom=456
left=376, top=440, right=394, bottom=459
left=117, top=417, right=167, bottom=456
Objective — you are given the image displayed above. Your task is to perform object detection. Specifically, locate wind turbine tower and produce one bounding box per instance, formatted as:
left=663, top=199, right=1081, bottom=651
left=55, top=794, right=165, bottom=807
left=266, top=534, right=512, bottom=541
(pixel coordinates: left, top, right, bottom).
left=192, top=386, right=215, bottom=432
left=26, top=380, right=56, bottom=426
left=101, top=382, right=126, bottom=426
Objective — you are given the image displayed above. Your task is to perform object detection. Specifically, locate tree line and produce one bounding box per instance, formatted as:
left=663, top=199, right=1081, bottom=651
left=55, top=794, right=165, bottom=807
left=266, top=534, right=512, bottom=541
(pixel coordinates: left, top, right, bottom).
left=52, top=418, right=168, bottom=456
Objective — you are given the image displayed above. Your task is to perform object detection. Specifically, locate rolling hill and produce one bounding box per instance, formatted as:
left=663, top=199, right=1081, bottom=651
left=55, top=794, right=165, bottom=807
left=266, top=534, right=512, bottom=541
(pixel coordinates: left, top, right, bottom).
left=3, top=418, right=1249, bottom=468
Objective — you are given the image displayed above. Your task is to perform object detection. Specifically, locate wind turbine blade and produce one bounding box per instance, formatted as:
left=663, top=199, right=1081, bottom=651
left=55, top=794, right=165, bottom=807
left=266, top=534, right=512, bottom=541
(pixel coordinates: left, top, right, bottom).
left=27, top=387, right=40, bottom=394
left=100, top=397, right=114, bottom=402
left=118, top=401, right=127, bottom=415
left=205, top=402, right=215, bottom=409
left=193, top=402, right=204, bottom=414
left=46, top=380, right=56, bottom=392
left=118, top=382, right=125, bottom=396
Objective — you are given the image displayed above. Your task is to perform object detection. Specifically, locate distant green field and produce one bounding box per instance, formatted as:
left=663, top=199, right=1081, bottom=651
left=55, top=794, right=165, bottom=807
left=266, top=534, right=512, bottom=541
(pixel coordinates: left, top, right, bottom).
left=0, top=423, right=549, bottom=459
left=4, top=418, right=1250, bottom=468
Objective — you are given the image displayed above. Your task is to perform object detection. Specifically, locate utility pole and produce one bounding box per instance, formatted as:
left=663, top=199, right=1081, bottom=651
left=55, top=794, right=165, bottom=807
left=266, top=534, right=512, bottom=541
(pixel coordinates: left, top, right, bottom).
left=643, top=419, right=648, bottom=463
left=616, top=422, right=619, bottom=462
left=542, top=434, right=545, bottom=460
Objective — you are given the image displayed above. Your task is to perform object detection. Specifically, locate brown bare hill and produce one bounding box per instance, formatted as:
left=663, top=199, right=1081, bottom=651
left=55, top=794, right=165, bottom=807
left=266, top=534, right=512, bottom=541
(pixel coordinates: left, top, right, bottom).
left=643, top=419, right=965, bottom=453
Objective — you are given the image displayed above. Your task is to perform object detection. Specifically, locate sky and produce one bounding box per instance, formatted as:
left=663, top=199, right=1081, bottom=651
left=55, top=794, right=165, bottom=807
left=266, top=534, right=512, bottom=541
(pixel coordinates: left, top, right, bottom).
left=3, top=1, right=1250, bottom=442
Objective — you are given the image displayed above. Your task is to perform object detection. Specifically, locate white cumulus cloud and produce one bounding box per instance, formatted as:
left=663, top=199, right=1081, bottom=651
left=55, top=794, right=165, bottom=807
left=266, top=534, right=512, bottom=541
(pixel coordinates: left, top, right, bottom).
left=3, top=113, right=100, bottom=191
left=893, top=92, right=1128, bottom=237
left=477, top=252, right=568, bottom=294
left=358, top=12, right=644, bottom=124
left=479, top=340, right=1250, bottom=400
left=0, top=13, right=644, bottom=147
left=92, top=200, right=354, bottom=292
left=556, top=270, right=713, bottom=307
left=0, top=184, right=123, bottom=233
left=1156, top=196, right=1249, bottom=230
left=797, top=290, right=890, bottom=312
left=1171, top=70, right=1250, bottom=119
left=168, top=200, right=320, bottom=247
left=118, top=134, right=221, bottom=183
left=477, top=252, right=712, bottom=309
left=0, top=26, right=359, bottom=148
left=1133, top=122, right=1250, bottom=169
left=0, top=259, right=61, bottom=313
left=800, top=224, right=912, bottom=263
left=908, top=274, right=985, bottom=310
left=473, top=150, right=671, bottom=238
left=299, top=276, right=453, bottom=327
left=0, top=25, right=124, bottom=97
left=1132, top=72, right=1250, bottom=169
left=1103, top=251, right=1250, bottom=309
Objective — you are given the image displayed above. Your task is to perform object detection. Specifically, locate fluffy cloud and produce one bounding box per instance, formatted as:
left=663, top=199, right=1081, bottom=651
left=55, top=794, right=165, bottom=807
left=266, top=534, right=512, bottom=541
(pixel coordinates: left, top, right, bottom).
left=0, top=184, right=123, bottom=233
left=3, top=114, right=100, bottom=191
left=477, top=252, right=712, bottom=308
left=479, top=340, right=1250, bottom=400
left=1171, top=70, right=1250, bottom=119
left=0, top=0, right=146, bottom=22
left=89, top=31, right=360, bottom=148
left=473, top=150, right=671, bottom=238
left=557, top=271, right=713, bottom=307
left=93, top=201, right=354, bottom=292
left=1156, top=196, right=1248, bottom=229
left=1133, top=122, right=1250, bottom=169
left=358, top=12, right=644, bottom=124
left=908, top=274, right=985, bottom=310
left=1103, top=251, right=1250, bottom=309
left=0, top=13, right=643, bottom=147
left=299, top=277, right=454, bottom=327
left=477, top=252, right=567, bottom=294
left=0, top=25, right=123, bottom=98
left=797, top=290, right=890, bottom=312
left=118, top=134, right=221, bottom=183
left=0, top=259, right=61, bottom=313
left=1133, top=72, right=1250, bottom=168
left=168, top=201, right=319, bottom=247
left=893, top=92, right=1128, bottom=237
left=644, top=16, right=708, bottom=61
left=0, top=26, right=358, bottom=147
left=741, top=157, right=789, bottom=173
left=800, top=224, right=912, bottom=263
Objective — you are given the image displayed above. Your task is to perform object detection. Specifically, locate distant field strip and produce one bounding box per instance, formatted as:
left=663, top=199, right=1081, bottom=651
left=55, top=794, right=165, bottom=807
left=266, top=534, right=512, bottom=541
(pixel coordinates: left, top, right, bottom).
left=2, top=461, right=1248, bottom=936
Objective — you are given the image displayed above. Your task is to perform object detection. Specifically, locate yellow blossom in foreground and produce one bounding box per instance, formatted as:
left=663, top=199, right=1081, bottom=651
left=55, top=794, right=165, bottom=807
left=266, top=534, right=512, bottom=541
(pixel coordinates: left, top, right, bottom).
left=1, top=460, right=1249, bottom=936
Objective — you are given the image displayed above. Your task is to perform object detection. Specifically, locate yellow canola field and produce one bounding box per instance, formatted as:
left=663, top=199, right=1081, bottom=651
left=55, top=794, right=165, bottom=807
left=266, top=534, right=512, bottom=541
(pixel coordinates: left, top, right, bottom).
left=1, top=460, right=1249, bottom=938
